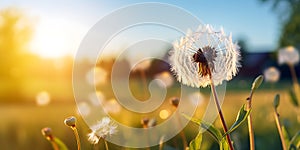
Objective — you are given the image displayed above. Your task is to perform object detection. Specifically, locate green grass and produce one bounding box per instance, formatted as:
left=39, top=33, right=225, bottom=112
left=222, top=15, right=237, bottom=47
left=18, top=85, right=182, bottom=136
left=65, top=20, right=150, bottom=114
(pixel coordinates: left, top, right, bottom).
left=0, top=88, right=299, bottom=150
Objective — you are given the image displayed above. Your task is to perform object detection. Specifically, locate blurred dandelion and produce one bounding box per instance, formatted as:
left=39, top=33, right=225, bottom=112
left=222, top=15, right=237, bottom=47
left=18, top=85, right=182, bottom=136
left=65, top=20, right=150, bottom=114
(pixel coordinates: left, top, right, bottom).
left=86, top=67, right=107, bottom=86
left=263, top=67, right=280, bottom=83
left=188, top=91, right=204, bottom=106
left=169, top=24, right=240, bottom=150
left=154, top=71, right=174, bottom=88
left=88, top=91, right=105, bottom=106
left=278, top=46, right=299, bottom=95
left=87, top=117, right=117, bottom=150
left=36, top=91, right=50, bottom=106
left=77, top=102, right=91, bottom=116
left=103, top=98, right=121, bottom=114
left=278, top=46, right=299, bottom=65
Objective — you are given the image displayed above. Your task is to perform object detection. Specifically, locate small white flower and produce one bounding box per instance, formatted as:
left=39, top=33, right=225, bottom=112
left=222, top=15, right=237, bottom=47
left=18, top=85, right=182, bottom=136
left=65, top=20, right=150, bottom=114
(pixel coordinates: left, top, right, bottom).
left=87, top=117, right=117, bottom=144
left=169, top=24, right=241, bottom=87
left=263, top=67, right=280, bottom=83
left=278, top=46, right=299, bottom=65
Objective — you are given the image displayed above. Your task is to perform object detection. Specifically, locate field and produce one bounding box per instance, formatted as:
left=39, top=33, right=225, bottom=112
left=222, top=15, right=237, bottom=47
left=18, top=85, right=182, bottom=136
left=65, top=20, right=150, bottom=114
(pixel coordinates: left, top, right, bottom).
left=1, top=82, right=299, bottom=150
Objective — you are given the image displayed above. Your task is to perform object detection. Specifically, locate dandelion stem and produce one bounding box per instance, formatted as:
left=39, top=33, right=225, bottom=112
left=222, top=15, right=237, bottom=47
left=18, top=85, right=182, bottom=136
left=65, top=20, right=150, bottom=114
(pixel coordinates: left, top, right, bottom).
left=246, top=91, right=255, bottom=150
left=104, top=140, right=109, bottom=150
left=72, top=127, right=81, bottom=150
left=288, top=64, right=299, bottom=92
left=274, top=110, right=287, bottom=150
left=50, top=140, right=59, bottom=150
left=210, top=78, right=234, bottom=150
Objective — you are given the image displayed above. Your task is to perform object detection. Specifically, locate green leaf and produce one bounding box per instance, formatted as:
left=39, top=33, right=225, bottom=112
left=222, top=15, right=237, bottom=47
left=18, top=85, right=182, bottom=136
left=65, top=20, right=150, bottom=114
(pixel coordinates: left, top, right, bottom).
left=219, top=138, right=230, bottom=150
left=251, top=75, right=264, bottom=91
left=273, top=94, right=280, bottom=109
left=289, top=131, right=300, bottom=149
left=189, top=133, right=203, bottom=150
left=53, top=137, right=69, bottom=150
left=282, top=126, right=290, bottom=149
left=182, top=113, right=223, bottom=142
left=288, top=89, right=299, bottom=107
left=224, top=104, right=251, bottom=136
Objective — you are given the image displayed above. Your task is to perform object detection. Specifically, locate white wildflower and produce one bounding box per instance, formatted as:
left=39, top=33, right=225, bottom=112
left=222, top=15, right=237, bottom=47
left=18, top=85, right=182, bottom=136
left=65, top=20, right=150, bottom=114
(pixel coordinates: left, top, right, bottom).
left=278, top=46, right=299, bottom=65
left=263, top=67, right=280, bottom=83
left=87, top=117, right=117, bottom=144
left=169, top=24, right=241, bottom=87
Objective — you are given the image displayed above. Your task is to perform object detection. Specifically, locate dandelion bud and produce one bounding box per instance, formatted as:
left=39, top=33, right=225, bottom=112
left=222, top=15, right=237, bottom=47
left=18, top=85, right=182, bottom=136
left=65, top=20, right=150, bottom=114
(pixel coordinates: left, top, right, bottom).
left=273, top=94, right=280, bottom=109
left=64, top=116, right=77, bottom=128
left=251, top=75, right=264, bottom=91
left=141, top=117, right=149, bottom=128
left=148, top=118, right=157, bottom=127
left=170, top=97, right=180, bottom=107
left=41, top=127, right=53, bottom=140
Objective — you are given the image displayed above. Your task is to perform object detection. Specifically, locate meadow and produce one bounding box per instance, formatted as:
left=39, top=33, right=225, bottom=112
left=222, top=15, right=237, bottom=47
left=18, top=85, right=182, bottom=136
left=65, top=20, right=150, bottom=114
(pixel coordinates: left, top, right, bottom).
left=1, top=79, right=299, bottom=150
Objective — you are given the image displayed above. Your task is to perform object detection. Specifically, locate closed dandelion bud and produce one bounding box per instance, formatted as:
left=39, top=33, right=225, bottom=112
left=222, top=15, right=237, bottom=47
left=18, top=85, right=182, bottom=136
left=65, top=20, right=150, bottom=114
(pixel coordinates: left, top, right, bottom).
left=251, top=75, right=264, bottom=91
left=147, top=118, right=157, bottom=127
left=273, top=94, right=280, bottom=109
left=41, top=127, right=53, bottom=140
left=170, top=97, right=180, bottom=107
left=141, top=117, right=149, bottom=128
left=64, top=116, right=76, bottom=128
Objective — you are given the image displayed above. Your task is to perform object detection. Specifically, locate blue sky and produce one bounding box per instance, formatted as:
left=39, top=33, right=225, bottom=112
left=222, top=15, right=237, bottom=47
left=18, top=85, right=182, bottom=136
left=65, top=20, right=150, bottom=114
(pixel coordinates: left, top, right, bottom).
left=0, top=0, right=280, bottom=57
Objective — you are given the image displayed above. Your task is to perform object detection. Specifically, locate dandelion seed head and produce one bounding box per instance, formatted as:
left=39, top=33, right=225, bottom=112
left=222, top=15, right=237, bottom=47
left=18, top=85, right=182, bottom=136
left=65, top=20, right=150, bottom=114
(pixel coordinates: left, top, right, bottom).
left=87, top=131, right=100, bottom=144
left=169, top=24, right=241, bottom=87
left=87, top=117, right=117, bottom=144
left=263, top=67, right=280, bottom=83
left=278, top=46, right=299, bottom=65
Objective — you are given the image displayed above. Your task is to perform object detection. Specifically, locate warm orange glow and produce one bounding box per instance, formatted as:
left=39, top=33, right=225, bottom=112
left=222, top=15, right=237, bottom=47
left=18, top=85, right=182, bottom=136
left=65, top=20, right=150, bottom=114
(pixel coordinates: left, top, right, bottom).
left=30, top=17, right=85, bottom=58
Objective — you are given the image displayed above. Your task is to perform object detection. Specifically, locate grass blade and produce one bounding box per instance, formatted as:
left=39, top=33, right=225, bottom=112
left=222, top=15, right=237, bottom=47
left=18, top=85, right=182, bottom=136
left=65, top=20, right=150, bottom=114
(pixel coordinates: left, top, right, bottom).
left=189, top=133, right=203, bottom=150
left=224, top=104, right=251, bottom=136
left=182, top=113, right=223, bottom=142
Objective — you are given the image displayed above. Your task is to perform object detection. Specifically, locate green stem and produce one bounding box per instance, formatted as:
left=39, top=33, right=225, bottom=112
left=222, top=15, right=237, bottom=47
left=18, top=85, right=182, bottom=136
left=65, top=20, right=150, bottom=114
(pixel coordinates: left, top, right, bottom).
left=50, top=140, right=59, bottom=150
left=246, top=91, right=255, bottom=150
left=210, top=79, right=234, bottom=150
left=288, top=64, right=299, bottom=93
left=274, top=111, right=287, bottom=150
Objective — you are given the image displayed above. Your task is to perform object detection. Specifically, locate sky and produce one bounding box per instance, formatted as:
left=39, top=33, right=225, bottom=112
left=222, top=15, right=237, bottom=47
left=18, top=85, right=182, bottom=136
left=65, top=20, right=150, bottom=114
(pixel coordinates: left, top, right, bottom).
left=0, top=0, right=280, bottom=58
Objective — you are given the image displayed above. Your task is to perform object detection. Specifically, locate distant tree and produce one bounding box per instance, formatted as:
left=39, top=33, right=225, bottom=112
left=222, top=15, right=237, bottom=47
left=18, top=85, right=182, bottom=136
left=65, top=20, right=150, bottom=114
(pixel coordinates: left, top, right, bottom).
left=259, top=0, right=300, bottom=48
left=0, top=7, right=34, bottom=101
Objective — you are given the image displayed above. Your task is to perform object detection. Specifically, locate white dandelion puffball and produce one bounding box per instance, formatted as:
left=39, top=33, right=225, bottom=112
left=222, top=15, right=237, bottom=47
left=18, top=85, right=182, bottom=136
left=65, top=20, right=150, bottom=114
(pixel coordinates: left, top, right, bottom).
left=86, top=67, right=107, bottom=86
left=87, top=117, right=117, bottom=144
left=36, top=91, right=51, bottom=106
left=263, top=67, right=280, bottom=83
left=169, top=24, right=241, bottom=87
left=278, top=46, right=299, bottom=65
left=154, top=71, right=174, bottom=88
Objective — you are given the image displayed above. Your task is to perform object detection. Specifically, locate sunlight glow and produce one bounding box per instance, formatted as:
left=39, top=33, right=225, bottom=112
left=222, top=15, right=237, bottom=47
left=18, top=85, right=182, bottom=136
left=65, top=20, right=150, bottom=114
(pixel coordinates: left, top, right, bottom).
left=30, top=17, right=85, bottom=58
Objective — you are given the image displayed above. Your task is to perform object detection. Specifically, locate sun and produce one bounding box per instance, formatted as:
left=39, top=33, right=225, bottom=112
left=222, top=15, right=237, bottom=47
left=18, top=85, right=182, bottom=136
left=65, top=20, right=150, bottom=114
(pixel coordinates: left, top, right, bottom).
left=30, top=17, right=85, bottom=58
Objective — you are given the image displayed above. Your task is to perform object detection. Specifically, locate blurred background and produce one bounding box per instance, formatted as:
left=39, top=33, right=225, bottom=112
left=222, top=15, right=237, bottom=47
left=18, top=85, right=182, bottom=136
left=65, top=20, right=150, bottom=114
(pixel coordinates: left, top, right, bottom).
left=0, top=0, right=299, bottom=149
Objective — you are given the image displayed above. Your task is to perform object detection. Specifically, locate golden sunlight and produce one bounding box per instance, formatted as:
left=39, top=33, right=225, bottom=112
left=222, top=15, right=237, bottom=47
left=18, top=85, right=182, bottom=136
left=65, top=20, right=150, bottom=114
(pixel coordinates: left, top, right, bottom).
left=30, top=17, right=85, bottom=58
